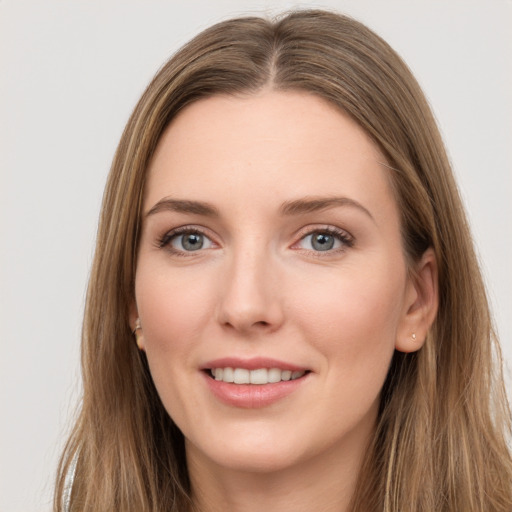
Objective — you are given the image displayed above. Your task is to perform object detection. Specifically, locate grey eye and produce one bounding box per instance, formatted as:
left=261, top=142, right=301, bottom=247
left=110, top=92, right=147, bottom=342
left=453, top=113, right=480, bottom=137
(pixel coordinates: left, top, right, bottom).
left=298, top=231, right=344, bottom=252
left=171, top=232, right=212, bottom=251
left=311, top=233, right=335, bottom=251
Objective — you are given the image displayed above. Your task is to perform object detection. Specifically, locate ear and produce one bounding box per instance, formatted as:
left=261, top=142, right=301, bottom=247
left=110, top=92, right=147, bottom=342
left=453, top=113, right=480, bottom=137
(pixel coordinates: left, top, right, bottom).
left=129, top=301, right=145, bottom=351
left=129, top=301, right=139, bottom=333
left=395, top=248, right=438, bottom=353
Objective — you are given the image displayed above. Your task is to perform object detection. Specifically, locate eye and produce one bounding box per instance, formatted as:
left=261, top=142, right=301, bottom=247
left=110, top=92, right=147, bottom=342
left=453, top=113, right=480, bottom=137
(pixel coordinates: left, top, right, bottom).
left=172, top=232, right=212, bottom=251
left=159, top=228, right=215, bottom=254
left=296, top=228, right=353, bottom=252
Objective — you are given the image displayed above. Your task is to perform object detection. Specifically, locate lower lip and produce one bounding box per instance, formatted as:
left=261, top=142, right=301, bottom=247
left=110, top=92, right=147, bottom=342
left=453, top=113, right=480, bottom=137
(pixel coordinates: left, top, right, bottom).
left=202, top=372, right=309, bottom=408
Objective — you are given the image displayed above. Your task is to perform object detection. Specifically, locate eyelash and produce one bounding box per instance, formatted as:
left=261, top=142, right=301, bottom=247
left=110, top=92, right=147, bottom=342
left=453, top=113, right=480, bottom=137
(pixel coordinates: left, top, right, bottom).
left=156, top=226, right=354, bottom=256
left=156, top=226, right=213, bottom=255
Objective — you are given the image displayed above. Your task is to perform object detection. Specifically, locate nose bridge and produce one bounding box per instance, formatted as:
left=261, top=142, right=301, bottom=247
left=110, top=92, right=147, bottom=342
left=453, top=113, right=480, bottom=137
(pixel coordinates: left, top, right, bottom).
left=216, top=236, right=283, bottom=333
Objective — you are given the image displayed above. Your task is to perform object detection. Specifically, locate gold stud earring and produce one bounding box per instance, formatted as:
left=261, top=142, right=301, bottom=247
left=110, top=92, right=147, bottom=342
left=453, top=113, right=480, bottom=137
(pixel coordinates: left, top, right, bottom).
left=132, top=318, right=141, bottom=335
left=132, top=318, right=144, bottom=350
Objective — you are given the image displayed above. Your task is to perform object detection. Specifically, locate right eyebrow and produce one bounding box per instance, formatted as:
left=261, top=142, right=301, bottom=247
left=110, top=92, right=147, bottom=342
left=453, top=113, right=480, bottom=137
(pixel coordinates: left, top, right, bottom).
left=279, top=196, right=374, bottom=222
left=145, top=198, right=220, bottom=218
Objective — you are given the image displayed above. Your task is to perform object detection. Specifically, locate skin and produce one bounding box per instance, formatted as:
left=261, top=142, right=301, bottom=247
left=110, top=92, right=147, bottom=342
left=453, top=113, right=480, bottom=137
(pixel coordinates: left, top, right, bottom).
left=131, top=91, right=438, bottom=512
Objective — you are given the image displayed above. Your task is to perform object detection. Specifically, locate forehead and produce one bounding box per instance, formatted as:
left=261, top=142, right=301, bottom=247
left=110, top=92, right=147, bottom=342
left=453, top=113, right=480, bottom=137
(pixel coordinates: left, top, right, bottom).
left=144, top=91, right=396, bottom=223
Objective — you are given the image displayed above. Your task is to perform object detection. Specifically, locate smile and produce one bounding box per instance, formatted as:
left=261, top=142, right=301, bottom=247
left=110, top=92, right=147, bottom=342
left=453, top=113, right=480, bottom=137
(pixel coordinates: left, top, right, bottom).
left=209, top=367, right=307, bottom=384
left=202, top=358, right=311, bottom=408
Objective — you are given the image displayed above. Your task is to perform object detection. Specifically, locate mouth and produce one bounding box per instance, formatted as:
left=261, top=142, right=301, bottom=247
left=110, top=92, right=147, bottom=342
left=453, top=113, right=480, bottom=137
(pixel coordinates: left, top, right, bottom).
left=207, top=367, right=309, bottom=384
left=201, top=359, right=311, bottom=408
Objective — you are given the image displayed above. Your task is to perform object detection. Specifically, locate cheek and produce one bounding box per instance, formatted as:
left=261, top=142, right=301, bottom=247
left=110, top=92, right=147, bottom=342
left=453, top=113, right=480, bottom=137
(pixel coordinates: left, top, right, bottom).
left=136, top=264, right=215, bottom=349
left=134, top=265, right=217, bottom=424
left=134, top=264, right=219, bottom=414
left=290, top=262, right=405, bottom=375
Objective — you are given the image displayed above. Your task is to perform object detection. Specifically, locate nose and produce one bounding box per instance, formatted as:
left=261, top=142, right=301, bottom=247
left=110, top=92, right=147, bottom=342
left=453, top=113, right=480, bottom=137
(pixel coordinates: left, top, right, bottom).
left=215, top=246, right=284, bottom=335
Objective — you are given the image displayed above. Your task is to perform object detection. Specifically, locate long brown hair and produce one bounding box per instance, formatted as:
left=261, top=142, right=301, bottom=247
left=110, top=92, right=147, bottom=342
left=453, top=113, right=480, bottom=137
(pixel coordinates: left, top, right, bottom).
left=55, top=10, right=512, bottom=511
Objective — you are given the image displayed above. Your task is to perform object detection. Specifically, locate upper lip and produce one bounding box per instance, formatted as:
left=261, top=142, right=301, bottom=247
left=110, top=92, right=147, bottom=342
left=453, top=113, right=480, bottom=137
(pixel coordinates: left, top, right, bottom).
left=201, top=357, right=309, bottom=372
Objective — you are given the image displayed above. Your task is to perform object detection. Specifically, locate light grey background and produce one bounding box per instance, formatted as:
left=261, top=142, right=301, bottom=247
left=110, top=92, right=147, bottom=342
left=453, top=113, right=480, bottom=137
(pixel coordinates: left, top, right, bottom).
left=1, top=1, right=510, bottom=511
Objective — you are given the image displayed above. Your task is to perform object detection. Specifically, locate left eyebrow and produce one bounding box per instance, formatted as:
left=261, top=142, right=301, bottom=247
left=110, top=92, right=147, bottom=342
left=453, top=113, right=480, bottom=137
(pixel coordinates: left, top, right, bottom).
left=145, top=198, right=220, bottom=218
left=279, top=196, right=374, bottom=221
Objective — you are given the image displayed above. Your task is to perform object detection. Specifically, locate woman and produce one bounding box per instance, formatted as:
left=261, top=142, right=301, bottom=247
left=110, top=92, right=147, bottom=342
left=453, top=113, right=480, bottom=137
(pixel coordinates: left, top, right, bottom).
left=54, top=10, right=512, bottom=512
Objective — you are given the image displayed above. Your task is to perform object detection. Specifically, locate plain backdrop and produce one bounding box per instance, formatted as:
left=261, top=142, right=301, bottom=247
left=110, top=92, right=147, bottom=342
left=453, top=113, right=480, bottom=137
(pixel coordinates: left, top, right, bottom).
left=1, top=1, right=511, bottom=511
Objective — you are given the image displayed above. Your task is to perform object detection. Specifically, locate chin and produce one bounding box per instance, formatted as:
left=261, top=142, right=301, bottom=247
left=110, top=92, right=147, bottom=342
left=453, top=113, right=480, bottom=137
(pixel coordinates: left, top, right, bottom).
left=186, top=430, right=311, bottom=475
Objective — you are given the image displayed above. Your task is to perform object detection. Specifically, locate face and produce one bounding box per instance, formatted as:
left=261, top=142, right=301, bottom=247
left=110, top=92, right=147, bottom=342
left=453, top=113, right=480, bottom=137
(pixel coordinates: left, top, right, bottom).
left=133, top=91, right=419, bottom=475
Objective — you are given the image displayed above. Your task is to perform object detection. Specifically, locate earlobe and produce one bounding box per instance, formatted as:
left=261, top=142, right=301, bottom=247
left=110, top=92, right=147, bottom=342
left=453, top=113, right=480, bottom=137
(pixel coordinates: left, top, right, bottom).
left=395, top=248, right=439, bottom=353
left=132, top=318, right=145, bottom=351
left=129, top=302, right=145, bottom=351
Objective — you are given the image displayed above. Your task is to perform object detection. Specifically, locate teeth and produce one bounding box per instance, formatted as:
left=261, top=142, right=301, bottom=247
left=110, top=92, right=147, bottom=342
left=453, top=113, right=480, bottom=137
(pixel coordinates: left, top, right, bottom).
left=233, top=368, right=250, bottom=384
left=223, top=367, right=234, bottom=383
left=210, top=367, right=306, bottom=384
left=281, top=370, right=292, bottom=381
left=267, top=368, right=281, bottom=383
left=250, top=368, right=268, bottom=384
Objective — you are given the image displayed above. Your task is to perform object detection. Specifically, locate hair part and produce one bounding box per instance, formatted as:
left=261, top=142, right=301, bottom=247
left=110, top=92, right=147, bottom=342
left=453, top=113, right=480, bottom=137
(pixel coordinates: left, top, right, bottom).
left=55, top=10, right=512, bottom=512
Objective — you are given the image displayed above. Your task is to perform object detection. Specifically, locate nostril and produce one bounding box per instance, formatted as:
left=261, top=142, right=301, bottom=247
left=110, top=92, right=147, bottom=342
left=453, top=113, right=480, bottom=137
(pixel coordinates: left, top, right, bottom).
left=217, top=301, right=284, bottom=333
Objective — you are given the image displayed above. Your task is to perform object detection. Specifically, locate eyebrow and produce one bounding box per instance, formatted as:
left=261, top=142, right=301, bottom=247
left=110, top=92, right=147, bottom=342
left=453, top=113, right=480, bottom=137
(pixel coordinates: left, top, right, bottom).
left=280, top=196, right=374, bottom=220
left=145, top=195, right=374, bottom=221
left=146, top=198, right=220, bottom=218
